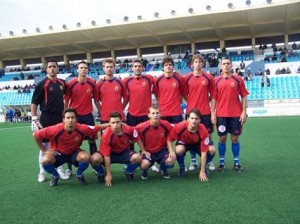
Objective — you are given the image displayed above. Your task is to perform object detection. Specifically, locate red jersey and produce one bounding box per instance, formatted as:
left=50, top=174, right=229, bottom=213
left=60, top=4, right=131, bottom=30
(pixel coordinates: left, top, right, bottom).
left=34, top=123, right=101, bottom=155
left=153, top=73, right=184, bottom=117
left=184, top=72, right=215, bottom=115
left=135, top=120, right=173, bottom=153
left=212, top=75, right=249, bottom=117
left=100, top=124, right=140, bottom=156
left=168, top=121, right=209, bottom=153
left=64, top=77, right=96, bottom=115
left=123, top=75, right=155, bottom=116
left=95, top=77, right=127, bottom=121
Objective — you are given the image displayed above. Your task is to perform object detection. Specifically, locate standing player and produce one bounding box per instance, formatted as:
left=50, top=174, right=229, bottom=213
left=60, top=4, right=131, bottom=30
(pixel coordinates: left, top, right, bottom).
left=123, top=59, right=155, bottom=126
left=33, top=108, right=109, bottom=187
left=153, top=57, right=184, bottom=124
left=211, top=57, right=249, bottom=172
left=167, top=109, right=215, bottom=180
left=91, top=112, right=143, bottom=187
left=64, top=61, right=98, bottom=157
left=135, top=104, right=176, bottom=179
left=31, top=58, right=69, bottom=182
left=95, top=58, right=128, bottom=123
left=184, top=54, right=216, bottom=171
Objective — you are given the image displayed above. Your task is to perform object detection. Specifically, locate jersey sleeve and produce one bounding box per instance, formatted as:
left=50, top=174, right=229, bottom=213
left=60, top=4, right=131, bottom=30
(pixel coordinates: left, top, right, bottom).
left=100, top=130, right=111, bottom=156
left=167, top=124, right=178, bottom=142
left=200, top=125, right=210, bottom=152
left=239, top=78, right=249, bottom=97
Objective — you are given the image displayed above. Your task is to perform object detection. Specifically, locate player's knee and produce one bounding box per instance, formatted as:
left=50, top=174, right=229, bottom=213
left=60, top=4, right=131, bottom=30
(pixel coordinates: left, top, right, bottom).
left=41, top=154, right=54, bottom=165
left=131, top=153, right=142, bottom=163
left=208, top=145, right=216, bottom=155
left=219, top=136, right=227, bottom=143
left=175, top=145, right=186, bottom=156
left=231, top=135, right=239, bottom=143
left=91, top=152, right=103, bottom=166
left=77, top=151, right=91, bottom=163
left=141, top=160, right=151, bottom=169
left=165, top=158, right=175, bottom=165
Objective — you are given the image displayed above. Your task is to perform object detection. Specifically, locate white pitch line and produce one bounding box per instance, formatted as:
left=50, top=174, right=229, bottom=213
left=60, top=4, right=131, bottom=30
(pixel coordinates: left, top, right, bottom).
left=0, top=126, right=30, bottom=131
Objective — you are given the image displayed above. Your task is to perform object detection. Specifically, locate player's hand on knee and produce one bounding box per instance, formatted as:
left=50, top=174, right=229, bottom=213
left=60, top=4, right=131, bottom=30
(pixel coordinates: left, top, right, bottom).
left=31, top=116, right=43, bottom=132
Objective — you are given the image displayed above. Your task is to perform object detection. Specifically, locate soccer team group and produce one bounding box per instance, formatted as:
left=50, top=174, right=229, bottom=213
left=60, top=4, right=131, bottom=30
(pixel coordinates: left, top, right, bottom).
left=31, top=55, right=248, bottom=187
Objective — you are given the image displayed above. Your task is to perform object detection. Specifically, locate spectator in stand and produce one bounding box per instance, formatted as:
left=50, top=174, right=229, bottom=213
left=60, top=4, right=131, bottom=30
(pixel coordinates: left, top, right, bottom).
left=239, top=60, right=245, bottom=70
left=286, top=67, right=292, bottom=74
left=281, top=67, right=287, bottom=74
left=292, top=42, right=297, bottom=50
left=261, top=76, right=265, bottom=88
left=266, top=76, right=271, bottom=87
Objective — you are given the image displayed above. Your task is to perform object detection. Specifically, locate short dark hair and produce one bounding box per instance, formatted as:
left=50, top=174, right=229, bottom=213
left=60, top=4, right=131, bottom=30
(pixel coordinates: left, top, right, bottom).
left=162, top=57, right=174, bottom=67
left=188, top=108, right=201, bottom=119
left=109, top=111, right=122, bottom=120
left=77, top=61, right=88, bottom=69
left=132, top=59, right=142, bottom=65
left=46, top=58, right=58, bottom=68
left=63, top=108, right=78, bottom=118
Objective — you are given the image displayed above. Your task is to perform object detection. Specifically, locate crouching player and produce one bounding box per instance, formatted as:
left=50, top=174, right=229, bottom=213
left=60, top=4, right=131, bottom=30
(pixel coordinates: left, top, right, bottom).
left=135, top=104, right=176, bottom=179
left=33, top=108, right=109, bottom=187
left=91, top=112, right=143, bottom=187
left=167, top=109, right=215, bottom=181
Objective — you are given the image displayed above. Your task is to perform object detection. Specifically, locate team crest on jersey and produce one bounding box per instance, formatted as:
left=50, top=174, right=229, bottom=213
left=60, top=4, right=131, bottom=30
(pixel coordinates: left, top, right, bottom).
left=231, top=82, right=235, bottom=87
left=218, top=125, right=226, bottom=133
left=87, top=88, right=91, bottom=94
left=204, top=137, right=210, bottom=145
left=114, top=86, right=119, bottom=91
left=60, top=85, right=64, bottom=91
left=142, top=82, right=146, bottom=87
left=172, top=83, right=177, bottom=88
left=74, top=137, right=80, bottom=142
left=194, top=138, right=199, bottom=142
left=202, top=81, right=206, bottom=85
left=161, top=132, right=165, bottom=138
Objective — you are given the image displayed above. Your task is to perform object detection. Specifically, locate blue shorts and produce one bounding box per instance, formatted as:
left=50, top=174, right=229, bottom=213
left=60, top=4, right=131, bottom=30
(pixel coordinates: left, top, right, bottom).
left=110, top=150, right=137, bottom=164
left=53, top=149, right=82, bottom=168
left=216, top=117, right=242, bottom=136
left=176, top=141, right=202, bottom=156
left=126, top=113, right=148, bottom=127
left=161, top=115, right=183, bottom=124
left=142, top=148, right=169, bottom=165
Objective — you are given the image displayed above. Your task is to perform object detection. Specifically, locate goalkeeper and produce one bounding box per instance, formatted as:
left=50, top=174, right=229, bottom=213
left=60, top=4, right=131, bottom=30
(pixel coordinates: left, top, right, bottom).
left=31, top=59, right=69, bottom=183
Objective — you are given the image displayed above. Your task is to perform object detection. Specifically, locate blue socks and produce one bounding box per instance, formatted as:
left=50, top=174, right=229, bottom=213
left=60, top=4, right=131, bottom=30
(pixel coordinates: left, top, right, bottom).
left=207, top=153, right=215, bottom=164
left=160, top=162, right=174, bottom=171
left=76, top=162, right=89, bottom=176
left=232, top=142, right=240, bottom=165
left=218, top=142, right=226, bottom=165
left=43, top=164, right=59, bottom=178
left=93, top=165, right=105, bottom=176
left=176, top=154, right=185, bottom=170
left=125, top=163, right=139, bottom=174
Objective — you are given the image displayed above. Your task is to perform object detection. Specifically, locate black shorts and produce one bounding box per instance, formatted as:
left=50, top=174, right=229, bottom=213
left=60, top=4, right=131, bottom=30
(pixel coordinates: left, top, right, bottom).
left=53, top=149, right=82, bottom=168
left=200, top=114, right=213, bottom=134
left=126, top=113, right=148, bottom=126
left=77, top=113, right=95, bottom=126
left=216, top=117, right=242, bottom=136
left=176, top=141, right=202, bottom=156
left=40, top=112, right=62, bottom=127
left=142, top=148, right=169, bottom=165
left=110, top=149, right=137, bottom=164
left=160, top=115, right=183, bottom=124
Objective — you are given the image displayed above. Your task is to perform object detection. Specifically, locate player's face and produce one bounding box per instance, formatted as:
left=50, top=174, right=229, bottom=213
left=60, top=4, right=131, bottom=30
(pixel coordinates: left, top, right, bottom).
left=46, top=62, right=58, bottom=78
left=221, top=59, right=232, bottom=74
left=132, top=62, right=143, bottom=76
left=77, top=63, right=88, bottom=77
left=148, top=108, right=160, bottom=125
left=109, top=117, right=122, bottom=133
left=193, top=58, right=203, bottom=72
left=63, top=112, right=77, bottom=132
left=163, top=62, right=174, bottom=74
left=104, top=63, right=115, bottom=76
left=188, top=112, right=200, bottom=129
